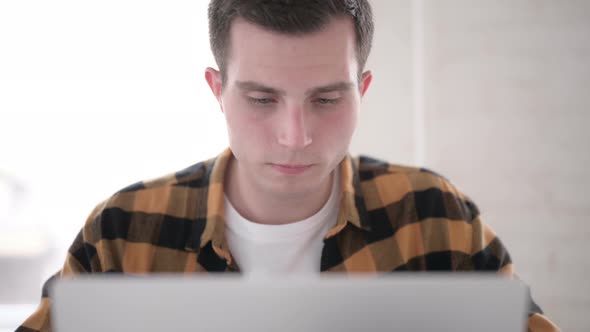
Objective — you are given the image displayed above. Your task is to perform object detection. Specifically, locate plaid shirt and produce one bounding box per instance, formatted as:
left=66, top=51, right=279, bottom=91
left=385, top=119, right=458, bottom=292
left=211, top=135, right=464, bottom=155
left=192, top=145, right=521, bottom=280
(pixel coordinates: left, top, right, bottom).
left=17, top=148, right=559, bottom=332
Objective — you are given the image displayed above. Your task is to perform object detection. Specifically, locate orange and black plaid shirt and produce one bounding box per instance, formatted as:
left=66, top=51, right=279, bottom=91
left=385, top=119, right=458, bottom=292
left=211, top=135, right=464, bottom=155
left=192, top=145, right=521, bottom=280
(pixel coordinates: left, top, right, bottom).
left=17, top=148, right=560, bottom=332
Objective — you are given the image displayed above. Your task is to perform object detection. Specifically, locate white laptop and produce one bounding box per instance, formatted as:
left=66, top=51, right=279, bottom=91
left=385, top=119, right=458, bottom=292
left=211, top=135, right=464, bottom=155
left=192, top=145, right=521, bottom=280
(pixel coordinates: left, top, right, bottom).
left=51, top=273, right=528, bottom=332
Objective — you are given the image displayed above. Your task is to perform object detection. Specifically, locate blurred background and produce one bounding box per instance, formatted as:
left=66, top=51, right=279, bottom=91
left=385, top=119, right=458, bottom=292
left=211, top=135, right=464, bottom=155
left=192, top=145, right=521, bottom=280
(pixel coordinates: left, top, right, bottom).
left=0, top=0, right=588, bottom=331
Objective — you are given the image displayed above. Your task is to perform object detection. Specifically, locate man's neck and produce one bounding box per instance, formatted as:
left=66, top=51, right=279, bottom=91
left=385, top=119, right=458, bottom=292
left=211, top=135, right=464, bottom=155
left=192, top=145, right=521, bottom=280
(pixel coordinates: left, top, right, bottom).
left=224, top=158, right=334, bottom=225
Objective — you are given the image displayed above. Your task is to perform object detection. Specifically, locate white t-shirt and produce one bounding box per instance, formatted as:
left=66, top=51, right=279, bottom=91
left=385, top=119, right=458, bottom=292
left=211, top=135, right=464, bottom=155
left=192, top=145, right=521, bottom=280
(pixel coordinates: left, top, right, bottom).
left=225, top=170, right=340, bottom=276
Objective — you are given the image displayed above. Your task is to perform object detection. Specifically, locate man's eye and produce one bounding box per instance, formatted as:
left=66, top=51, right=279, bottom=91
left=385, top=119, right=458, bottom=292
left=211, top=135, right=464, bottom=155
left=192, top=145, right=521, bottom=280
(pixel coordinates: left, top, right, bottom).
left=248, top=97, right=275, bottom=105
left=315, top=98, right=339, bottom=105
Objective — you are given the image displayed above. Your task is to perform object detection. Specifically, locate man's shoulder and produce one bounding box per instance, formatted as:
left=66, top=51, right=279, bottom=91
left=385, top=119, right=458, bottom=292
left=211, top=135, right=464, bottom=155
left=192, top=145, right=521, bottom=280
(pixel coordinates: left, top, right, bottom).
left=117, top=157, right=217, bottom=194
left=353, top=155, right=478, bottom=220
left=83, top=156, right=218, bottom=228
left=354, top=155, right=454, bottom=193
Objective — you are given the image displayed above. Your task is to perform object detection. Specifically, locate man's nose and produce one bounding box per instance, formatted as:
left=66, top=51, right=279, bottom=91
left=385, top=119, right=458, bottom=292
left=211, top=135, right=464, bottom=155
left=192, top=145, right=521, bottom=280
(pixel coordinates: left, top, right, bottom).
left=277, top=105, right=312, bottom=149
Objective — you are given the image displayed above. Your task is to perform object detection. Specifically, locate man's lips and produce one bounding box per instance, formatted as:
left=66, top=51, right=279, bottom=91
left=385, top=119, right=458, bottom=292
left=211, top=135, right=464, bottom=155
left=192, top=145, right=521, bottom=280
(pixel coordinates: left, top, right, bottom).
left=269, top=163, right=313, bottom=175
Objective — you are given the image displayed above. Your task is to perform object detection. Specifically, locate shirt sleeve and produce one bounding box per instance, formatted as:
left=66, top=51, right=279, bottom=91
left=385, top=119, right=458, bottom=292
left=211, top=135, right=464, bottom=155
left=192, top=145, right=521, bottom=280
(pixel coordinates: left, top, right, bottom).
left=469, top=217, right=561, bottom=331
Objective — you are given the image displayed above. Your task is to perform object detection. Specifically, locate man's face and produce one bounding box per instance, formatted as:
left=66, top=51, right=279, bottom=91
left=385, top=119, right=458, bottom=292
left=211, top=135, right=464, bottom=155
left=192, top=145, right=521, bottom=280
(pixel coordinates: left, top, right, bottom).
left=206, top=17, right=372, bottom=198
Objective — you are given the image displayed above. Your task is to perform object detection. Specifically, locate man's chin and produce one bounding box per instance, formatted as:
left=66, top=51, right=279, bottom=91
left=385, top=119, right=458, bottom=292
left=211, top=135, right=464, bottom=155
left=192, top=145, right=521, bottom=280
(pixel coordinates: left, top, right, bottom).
left=262, top=170, right=332, bottom=195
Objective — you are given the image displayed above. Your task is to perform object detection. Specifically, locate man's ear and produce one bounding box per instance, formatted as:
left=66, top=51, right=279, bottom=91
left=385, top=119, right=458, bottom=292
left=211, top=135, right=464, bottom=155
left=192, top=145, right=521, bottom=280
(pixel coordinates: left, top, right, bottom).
left=359, top=70, right=373, bottom=98
left=205, top=67, right=223, bottom=103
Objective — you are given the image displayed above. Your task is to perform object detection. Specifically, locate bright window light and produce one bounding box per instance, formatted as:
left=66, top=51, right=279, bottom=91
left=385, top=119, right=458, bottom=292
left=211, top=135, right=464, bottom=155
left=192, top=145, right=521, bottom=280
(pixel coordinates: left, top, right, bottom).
left=0, top=1, right=227, bottom=280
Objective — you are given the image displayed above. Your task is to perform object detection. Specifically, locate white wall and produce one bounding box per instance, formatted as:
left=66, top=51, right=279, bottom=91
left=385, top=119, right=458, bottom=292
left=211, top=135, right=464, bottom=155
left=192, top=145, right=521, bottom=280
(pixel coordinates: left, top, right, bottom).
left=350, top=1, right=415, bottom=164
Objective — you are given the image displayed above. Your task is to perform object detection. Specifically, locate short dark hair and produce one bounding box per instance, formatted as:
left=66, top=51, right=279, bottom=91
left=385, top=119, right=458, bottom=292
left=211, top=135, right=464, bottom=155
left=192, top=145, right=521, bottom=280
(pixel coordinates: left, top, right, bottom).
left=208, top=0, right=374, bottom=83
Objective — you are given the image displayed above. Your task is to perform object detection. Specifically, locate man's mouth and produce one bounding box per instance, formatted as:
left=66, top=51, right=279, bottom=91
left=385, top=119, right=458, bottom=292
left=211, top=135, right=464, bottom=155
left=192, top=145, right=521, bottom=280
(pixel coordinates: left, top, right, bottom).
left=269, top=163, right=313, bottom=175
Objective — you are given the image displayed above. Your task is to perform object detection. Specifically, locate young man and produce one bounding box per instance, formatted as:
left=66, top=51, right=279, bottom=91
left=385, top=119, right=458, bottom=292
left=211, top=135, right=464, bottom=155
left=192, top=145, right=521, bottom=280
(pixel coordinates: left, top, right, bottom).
left=18, top=1, right=559, bottom=331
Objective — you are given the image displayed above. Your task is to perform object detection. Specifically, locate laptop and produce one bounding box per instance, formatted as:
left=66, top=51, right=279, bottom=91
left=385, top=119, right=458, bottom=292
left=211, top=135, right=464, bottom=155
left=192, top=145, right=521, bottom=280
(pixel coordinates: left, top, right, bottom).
left=51, top=273, right=528, bottom=332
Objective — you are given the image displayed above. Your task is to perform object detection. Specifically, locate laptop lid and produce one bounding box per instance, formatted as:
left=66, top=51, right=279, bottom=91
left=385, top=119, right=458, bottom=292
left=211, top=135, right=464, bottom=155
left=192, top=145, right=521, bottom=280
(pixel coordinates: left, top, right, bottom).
left=51, top=274, right=528, bottom=332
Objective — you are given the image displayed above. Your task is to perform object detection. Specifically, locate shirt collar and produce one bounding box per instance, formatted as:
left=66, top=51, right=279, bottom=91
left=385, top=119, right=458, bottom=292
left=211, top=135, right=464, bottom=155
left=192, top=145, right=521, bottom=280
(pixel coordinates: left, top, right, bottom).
left=188, top=148, right=371, bottom=257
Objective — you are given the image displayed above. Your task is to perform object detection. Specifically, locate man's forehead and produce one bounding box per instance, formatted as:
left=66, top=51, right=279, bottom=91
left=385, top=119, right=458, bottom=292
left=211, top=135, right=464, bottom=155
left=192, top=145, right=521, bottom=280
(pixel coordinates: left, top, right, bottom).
left=224, top=17, right=359, bottom=88
left=226, top=17, right=357, bottom=64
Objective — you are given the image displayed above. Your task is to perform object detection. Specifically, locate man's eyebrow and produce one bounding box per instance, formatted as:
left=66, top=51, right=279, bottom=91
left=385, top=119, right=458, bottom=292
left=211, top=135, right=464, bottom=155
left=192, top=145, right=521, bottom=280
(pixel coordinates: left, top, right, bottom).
left=234, top=80, right=354, bottom=96
left=305, top=81, right=354, bottom=96
left=235, top=81, right=286, bottom=96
